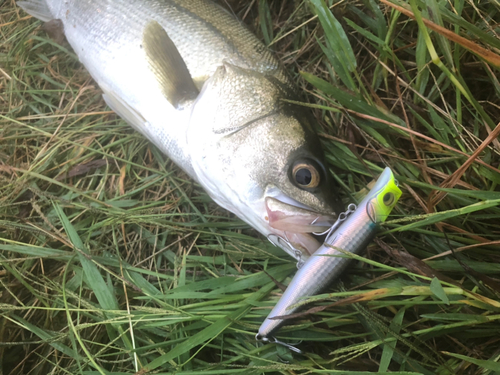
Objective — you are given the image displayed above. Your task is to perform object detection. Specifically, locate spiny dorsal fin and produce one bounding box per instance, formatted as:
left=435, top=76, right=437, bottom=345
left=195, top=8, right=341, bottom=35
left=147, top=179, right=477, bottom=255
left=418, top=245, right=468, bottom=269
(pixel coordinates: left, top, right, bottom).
left=143, top=21, right=198, bottom=109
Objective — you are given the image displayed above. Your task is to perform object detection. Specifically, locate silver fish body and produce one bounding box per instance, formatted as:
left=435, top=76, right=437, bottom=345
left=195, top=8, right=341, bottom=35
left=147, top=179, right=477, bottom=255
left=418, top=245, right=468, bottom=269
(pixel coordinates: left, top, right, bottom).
left=20, top=0, right=286, bottom=175
left=257, top=168, right=402, bottom=339
left=18, top=0, right=344, bottom=259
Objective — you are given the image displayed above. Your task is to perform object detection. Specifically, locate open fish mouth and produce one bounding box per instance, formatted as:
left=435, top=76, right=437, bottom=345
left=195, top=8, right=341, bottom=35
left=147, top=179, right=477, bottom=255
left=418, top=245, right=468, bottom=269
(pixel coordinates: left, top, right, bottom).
left=265, top=197, right=337, bottom=256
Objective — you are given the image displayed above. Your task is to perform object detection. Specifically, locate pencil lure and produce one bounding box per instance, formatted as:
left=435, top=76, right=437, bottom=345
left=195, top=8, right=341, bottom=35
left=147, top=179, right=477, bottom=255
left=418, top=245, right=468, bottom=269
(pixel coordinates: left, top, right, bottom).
left=257, top=167, right=402, bottom=342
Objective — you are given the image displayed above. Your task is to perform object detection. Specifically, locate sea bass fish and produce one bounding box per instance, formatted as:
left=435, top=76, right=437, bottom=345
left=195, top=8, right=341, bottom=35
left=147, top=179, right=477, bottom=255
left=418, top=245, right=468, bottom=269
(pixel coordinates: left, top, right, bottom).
left=17, top=0, right=343, bottom=259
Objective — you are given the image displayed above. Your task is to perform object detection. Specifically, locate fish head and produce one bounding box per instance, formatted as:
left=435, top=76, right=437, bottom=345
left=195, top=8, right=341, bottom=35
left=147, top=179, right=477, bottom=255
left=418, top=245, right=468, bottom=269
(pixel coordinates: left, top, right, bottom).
left=188, top=63, right=344, bottom=258
left=364, top=168, right=402, bottom=224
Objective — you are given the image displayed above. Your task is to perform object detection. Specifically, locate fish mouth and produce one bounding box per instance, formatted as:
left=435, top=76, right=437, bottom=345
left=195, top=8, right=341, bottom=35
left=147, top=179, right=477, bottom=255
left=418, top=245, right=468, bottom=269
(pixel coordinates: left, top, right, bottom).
left=265, top=196, right=337, bottom=256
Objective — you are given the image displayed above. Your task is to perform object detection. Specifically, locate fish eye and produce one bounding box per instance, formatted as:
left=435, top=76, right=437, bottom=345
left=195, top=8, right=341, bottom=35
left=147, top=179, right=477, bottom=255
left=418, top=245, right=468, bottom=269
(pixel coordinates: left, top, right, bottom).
left=291, top=160, right=321, bottom=189
left=383, top=192, right=395, bottom=206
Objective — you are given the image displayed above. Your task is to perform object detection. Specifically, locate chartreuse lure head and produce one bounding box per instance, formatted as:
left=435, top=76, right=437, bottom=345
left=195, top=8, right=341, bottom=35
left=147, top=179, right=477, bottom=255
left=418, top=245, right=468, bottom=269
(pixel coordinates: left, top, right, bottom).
left=363, top=168, right=402, bottom=224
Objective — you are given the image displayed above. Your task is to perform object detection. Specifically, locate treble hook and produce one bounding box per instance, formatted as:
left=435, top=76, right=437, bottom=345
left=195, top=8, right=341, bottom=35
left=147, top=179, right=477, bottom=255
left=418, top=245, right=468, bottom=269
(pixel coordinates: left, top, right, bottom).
left=256, top=334, right=303, bottom=354
left=267, top=233, right=297, bottom=253
left=267, top=233, right=305, bottom=269
left=313, top=203, right=357, bottom=242
left=294, top=250, right=304, bottom=269
left=282, top=232, right=305, bottom=269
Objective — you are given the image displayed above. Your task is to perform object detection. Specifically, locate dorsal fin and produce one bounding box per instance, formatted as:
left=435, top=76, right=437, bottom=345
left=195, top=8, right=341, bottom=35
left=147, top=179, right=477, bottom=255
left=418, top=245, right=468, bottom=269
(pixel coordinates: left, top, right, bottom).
left=143, top=21, right=199, bottom=108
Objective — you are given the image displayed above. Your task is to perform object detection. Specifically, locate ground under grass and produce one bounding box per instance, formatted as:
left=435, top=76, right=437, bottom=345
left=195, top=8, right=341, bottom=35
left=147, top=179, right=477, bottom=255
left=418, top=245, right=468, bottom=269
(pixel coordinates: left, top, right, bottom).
left=1, top=0, right=500, bottom=374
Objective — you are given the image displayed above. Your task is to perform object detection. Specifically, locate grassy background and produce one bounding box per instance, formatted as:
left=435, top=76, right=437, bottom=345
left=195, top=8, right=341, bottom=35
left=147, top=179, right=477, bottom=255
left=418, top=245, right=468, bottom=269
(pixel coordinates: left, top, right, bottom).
left=1, top=0, right=500, bottom=373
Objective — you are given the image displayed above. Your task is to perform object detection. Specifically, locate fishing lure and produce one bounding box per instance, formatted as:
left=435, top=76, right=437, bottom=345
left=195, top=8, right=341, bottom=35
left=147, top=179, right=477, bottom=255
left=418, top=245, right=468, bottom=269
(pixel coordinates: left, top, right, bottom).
left=257, top=168, right=402, bottom=347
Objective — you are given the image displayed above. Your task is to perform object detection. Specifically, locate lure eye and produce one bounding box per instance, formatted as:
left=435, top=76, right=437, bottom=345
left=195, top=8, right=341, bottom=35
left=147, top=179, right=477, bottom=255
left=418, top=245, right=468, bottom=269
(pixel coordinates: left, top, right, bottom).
left=383, top=192, right=395, bottom=206
left=292, top=161, right=321, bottom=189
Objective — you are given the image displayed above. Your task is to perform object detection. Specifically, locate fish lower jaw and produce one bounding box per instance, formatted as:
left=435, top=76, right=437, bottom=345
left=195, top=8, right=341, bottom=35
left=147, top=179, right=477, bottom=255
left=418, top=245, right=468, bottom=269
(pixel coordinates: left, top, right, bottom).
left=264, top=196, right=336, bottom=258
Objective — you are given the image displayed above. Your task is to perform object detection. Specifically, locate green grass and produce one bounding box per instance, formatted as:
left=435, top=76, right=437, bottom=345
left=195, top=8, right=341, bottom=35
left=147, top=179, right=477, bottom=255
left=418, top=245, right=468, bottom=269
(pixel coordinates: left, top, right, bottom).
left=1, top=0, right=500, bottom=374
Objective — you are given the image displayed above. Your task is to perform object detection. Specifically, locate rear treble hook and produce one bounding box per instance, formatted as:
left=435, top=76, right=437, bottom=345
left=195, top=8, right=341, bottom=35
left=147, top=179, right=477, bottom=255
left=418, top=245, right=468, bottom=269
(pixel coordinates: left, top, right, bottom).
left=255, top=333, right=303, bottom=354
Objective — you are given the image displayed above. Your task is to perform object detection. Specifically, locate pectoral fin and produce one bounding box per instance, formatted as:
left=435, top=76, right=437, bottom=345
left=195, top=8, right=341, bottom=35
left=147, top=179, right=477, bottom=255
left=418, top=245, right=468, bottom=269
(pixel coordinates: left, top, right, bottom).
left=143, top=21, right=198, bottom=109
left=17, top=0, right=53, bottom=22
left=101, top=83, right=156, bottom=142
